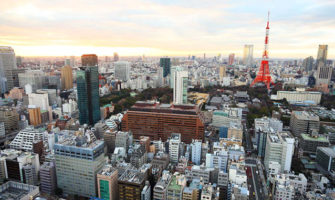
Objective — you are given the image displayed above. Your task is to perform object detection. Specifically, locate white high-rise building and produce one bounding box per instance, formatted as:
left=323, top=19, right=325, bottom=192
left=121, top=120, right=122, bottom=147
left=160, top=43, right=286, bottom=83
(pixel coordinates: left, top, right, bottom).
left=190, top=140, right=202, bottom=165
left=173, top=70, right=188, bottom=104
left=243, top=44, right=253, bottom=67
left=28, top=93, right=49, bottom=111
left=114, top=61, right=130, bottom=82
left=170, top=66, right=183, bottom=88
left=264, top=131, right=295, bottom=173
left=169, top=133, right=181, bottom=163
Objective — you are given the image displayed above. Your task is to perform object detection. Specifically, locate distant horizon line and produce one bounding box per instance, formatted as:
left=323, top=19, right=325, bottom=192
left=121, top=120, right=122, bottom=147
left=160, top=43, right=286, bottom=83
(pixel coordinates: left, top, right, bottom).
left=15, top=55, right=334, bottom=60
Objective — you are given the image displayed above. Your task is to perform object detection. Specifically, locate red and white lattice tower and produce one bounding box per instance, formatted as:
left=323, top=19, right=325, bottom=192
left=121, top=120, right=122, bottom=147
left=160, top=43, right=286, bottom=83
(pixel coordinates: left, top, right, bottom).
left=250, top=12, right=273, bottom=90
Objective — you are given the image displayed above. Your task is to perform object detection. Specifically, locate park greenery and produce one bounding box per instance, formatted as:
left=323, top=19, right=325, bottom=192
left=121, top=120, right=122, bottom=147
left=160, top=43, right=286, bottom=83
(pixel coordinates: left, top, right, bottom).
left=100, top=87, right=173, bottom=114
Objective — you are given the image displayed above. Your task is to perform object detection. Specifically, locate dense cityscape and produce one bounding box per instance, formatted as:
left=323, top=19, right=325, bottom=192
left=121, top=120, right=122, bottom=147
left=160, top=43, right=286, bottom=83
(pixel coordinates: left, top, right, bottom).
left=0, top=1, right=335, bottom=200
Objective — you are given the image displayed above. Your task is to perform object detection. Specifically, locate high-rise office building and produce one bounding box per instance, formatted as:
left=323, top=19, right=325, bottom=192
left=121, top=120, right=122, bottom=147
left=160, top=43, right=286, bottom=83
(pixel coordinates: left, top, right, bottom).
left=18, top=70, right=45, bottom=92
left=54, top=135, right=105, bottom=197
left=28, top=107, right=42, bottom=126
left=5, top=68, right=26, bottom=91
left=316, top=146, right=335, bottom=172
left=0, top=107, right=19, bottom=133
left=219, top=66, right=226, bottom=79
left=316, top=45, right=328, bottom=68
left=114, top=61, right=130, bottom=82
left=113, top=52, right=119, bottom=62
left=264, top=132, right=295, bottom=173
left=243, top=45, right=253, bottom=67
left=290, top=111, right=320, bottom=136
left=77, top=66, right=101, bottom=125
left=316, top=63, right=332, bottom=85
left=160, top=58, right=171, bottom=78
left=302, top=56, right=314, bottom=72
left=228, top=53, right=235, bottom=65
left=170, top=66, right=183, bottom=88
left=0, top=46, right=16, bottom=94
left=315, top=45, right=330, bottom=85
left=81, top=54, right=98, bottom=66
left=122, top=101, right=204, bottom=143
left=173, top=70, right=188, bottom=104
left=97, top=165, right=118, bottom=200
left=61, top=65, right=73, bottom=90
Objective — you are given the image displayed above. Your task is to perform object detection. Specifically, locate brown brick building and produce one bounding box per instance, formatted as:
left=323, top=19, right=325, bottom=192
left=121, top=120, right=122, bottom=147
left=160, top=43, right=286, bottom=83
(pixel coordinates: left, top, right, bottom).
left=121, top=101, right=204, bottom=143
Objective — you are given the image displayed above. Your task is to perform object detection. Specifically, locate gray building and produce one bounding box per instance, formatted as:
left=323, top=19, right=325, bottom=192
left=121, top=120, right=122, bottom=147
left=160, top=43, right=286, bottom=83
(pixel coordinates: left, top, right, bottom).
left=54, top=135, right=105, bottom=197
left=301, top=133, right=329, bottom=154
left=18, top=70, right=45, bottom=92
left=114, top=61, right=130, bottom=82
left=0, top=46, right=16, bottom=94
left=153, top=171, right=171, bottom=200
left=115, top=131, right=133, bottom=152
left=316, top=146, right=335, bottom=172
left=130, top=143, right=147, bottom=168
left=40, top=161, right=57, bottom=195
left=5, top=68, right=26, bottom=91
left=290, top=111, right=320, bottom=136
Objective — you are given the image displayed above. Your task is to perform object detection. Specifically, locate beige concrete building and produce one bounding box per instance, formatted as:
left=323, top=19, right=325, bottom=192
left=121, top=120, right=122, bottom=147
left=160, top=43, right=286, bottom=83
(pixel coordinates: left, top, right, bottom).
left=97, top=165, right=118, bottom=200
left=61, top=65, right=73, bottom=90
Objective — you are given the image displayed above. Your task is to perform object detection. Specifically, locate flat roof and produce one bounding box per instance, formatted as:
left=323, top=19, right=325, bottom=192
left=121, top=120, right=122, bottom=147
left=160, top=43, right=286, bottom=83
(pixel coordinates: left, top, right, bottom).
left=318, top=146, right=335, bottom=157
left=130, top=101, right=199, bottom=115
left=293, top=111, right=319, bottom=121
left=301, top=134, right=329, bottom=142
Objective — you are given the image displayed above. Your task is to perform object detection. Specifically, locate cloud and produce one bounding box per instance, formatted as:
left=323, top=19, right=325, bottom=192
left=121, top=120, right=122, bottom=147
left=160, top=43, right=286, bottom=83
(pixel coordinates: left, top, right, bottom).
left=0, top=0, right=334, bottom=58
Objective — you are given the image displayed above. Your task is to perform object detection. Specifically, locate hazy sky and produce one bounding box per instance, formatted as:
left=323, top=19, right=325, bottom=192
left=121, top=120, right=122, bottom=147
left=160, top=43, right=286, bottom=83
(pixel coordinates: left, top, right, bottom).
left=0, top=0, right=334, bottom=58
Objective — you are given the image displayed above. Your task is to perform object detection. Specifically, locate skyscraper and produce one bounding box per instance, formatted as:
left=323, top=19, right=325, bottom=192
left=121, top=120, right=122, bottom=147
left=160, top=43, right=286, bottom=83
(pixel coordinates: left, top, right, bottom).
left=243, top=45, right=253, bottom=67
left=160, top=58, right=171, bottom=78
left=114, top=61, right=130, bottom=82
left=316, top=45, right=328, bottom=69
left=77, top=65, right=101, bottom=125
left=81, top=54, right=98, bottom=67
left=0, top=46, right=17, bottom=94
left=173, top=70, right=188, bottom=105
left=228, top=53, right=235, bottom=65
left=264, top=131, right=295, bottom=173
left=61, top=65, right=73, bottom=90
left=219, top=66, right=226, bottom=79
left=55, top=136, right=105, bottom=197
left=170, top=66, right=183, bottom=88
left=302, top=56, right=314, bottom=72
left=315, top=45, right=331, bottom=85
left=113, top=52, right=119, bottom=62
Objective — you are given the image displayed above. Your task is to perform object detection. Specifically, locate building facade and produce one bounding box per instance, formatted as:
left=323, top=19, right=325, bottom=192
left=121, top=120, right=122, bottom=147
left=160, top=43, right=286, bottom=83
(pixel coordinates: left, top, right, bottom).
left=77, top=66, right=101, bottom=125
left=121, top=101, right=204, bottom=143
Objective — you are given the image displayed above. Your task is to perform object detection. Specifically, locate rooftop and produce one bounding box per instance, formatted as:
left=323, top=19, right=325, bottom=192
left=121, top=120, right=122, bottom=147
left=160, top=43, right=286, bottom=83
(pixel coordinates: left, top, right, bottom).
left=293, top=111, right=319, bottom=121
left=301, top=134, right=329, bottom=142
left=0, top=181, right=39, bottom=200
left=119, top=168, right=145, bottom=184
left=317, top=146, right=335, bottom=157
left=98, top=165, right=118, bottom=177
left=129, top=101, right=199, bottom=115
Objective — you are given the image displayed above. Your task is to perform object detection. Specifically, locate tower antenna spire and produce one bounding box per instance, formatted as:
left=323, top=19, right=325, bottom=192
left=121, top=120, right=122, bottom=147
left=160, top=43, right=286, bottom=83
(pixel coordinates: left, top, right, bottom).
left=250, top=12, right=273, bottom=90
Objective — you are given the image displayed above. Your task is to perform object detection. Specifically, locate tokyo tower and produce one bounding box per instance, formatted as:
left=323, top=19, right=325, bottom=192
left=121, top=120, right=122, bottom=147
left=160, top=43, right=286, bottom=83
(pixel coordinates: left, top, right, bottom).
left=250, top=12, right=273, bottom=90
